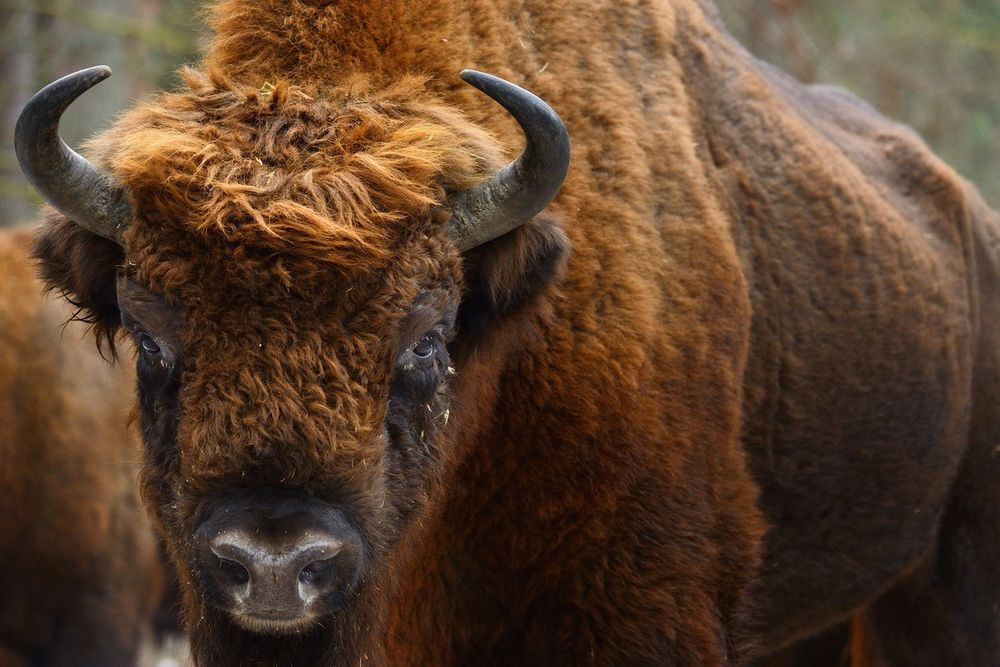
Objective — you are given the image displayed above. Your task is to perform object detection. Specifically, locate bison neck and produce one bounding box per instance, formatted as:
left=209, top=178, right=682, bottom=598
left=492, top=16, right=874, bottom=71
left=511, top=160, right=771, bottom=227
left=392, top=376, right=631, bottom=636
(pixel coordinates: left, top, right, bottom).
left=201, top=0, right=706, bottom=101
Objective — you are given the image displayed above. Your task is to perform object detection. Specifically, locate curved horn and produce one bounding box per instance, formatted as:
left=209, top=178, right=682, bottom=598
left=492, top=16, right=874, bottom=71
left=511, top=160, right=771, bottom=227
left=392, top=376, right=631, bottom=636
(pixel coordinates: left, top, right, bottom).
left=15, top=66, right=132, bottom=245
left=446, top=70, right=571, bottom=252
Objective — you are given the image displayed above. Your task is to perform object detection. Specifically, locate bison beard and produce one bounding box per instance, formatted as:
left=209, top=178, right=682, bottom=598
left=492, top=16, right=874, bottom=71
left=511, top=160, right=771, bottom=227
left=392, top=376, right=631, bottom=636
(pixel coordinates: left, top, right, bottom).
left=18, top=0, right=1000, bottom=665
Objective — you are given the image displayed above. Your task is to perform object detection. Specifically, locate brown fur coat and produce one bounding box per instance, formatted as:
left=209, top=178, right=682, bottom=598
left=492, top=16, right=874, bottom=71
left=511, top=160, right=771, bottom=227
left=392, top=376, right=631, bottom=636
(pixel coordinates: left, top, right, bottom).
left=30, top=0, right=1000, bottom=664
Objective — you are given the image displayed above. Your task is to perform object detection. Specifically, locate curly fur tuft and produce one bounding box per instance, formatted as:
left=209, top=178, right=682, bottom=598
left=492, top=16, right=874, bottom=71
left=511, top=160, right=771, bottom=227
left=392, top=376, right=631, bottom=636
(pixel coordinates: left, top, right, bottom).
left=85, top=66, right=500, bottom=272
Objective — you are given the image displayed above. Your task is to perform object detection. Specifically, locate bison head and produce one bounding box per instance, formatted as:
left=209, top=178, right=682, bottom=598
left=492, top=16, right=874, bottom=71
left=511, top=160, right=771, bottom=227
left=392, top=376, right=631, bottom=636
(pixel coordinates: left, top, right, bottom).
left=17, top=65, right=569, bottom=646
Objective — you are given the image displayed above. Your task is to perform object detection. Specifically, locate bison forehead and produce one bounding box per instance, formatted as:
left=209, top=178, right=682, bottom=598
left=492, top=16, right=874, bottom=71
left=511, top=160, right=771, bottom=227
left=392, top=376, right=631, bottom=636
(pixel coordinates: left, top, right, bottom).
left=127, top=226, right=459, bottom=488
left=176, top=348, right=388, bottom=488
left=167, top=308, right=393, bottom=485
left=86, top=69, right=501, bottom=269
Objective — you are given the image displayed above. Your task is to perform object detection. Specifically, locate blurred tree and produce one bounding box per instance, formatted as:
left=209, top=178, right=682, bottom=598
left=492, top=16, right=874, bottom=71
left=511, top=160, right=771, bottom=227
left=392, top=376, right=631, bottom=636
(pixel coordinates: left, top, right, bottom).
left=0, top=0, right=202, bottom=227
left=719, top=0, right=1000, bottom=207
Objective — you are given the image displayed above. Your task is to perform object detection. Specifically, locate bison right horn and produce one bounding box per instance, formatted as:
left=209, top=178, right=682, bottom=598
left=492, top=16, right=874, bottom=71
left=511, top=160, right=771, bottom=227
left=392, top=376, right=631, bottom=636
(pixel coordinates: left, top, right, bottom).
left=15, top=66, right=132, bottom=245
left=446, top=70, right=571, bottom=252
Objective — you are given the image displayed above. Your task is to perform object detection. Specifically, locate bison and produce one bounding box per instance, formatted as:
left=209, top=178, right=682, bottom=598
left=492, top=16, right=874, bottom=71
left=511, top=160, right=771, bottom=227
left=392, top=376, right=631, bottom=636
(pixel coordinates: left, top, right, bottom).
left=0, top=225, right=164, bottom=665
left=15, top=0, right=1000, bottom=664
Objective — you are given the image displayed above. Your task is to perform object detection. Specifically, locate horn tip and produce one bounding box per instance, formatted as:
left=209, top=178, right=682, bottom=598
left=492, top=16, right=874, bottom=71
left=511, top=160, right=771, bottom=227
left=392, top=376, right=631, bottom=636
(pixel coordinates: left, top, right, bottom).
left=459, top=69, right=490, bottom=87
left=85, top=65, right=113, bottom=82
left=458, top=69, right=517, bottom=103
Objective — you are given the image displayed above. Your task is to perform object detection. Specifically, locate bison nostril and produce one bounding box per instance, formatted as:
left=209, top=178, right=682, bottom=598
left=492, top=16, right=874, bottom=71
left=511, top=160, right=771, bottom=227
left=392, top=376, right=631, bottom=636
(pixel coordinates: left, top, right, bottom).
left=217, top=557, right=250, bottom=586
left=196, top=512, right=363, bottom=628
left=298, top=557, right=337, bottom=585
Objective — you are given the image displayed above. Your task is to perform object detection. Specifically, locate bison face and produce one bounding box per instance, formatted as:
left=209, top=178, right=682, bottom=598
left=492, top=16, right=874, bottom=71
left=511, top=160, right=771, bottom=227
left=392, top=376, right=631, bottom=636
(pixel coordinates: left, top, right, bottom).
left=21, top=67, right=568, bottom=642
left=115, top=247, right=462, bottom=634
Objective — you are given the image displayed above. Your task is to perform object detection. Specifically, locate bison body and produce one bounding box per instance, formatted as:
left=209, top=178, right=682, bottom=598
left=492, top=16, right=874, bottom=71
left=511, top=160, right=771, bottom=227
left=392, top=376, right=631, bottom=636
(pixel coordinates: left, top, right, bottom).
left=18, top=0, right=1000, bottom=665
left=0, top=226, right=163, bottom=665
left=708, top=55, right=1000, bottom=663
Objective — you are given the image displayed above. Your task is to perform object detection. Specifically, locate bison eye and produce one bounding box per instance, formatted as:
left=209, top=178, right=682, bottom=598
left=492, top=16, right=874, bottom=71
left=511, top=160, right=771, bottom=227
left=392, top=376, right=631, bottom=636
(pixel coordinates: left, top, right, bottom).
left=391, top=330, right=449, bottom=404
left=138, top=333, right=161, bottom=357
left=412, top=335, right=435, bottom=359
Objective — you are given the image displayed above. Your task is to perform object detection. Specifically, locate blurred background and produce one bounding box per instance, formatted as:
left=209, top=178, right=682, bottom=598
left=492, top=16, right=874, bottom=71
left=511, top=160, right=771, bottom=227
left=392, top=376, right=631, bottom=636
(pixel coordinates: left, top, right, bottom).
left=0, top=2, right=995, bottom=666
left=0, top=0, right=205, bottom=227
left=0, top=0, right=998, bottom=228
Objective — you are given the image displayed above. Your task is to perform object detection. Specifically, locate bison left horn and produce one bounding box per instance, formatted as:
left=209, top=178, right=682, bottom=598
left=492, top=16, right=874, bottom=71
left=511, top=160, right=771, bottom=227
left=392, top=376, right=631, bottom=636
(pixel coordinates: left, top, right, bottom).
left=447, top=70, right=571, bottom=252
left=15, top=66, right=132, bottom=245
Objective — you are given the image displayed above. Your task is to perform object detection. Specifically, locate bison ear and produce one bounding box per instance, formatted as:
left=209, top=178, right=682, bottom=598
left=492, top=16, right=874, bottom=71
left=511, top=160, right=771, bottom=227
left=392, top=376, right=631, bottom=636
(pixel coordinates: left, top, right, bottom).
left=32, top=209, right=124, bottom=355
left=457, top=210, right=569, bottom=340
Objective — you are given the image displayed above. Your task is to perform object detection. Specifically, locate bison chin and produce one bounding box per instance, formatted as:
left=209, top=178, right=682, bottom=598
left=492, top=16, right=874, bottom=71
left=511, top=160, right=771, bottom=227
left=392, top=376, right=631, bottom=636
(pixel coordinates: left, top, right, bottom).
left=190, top=491, right=367, bottom=636
left=229, top=608, right=325, bottom=636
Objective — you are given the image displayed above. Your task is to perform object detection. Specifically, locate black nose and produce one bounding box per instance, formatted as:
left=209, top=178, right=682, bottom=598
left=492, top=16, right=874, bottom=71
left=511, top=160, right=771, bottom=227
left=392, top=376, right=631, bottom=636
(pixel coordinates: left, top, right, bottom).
left=209, top=532, right=348, bottom=609
left=193, top=498, right=364, bottom=633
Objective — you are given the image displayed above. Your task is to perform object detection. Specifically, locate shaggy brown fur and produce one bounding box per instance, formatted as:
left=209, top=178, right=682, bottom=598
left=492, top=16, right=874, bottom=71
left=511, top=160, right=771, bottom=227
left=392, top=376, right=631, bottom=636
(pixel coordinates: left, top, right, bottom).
left=0, top=226, right=164, bottom=665
left=30, top=0, right=1000, bottom=665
